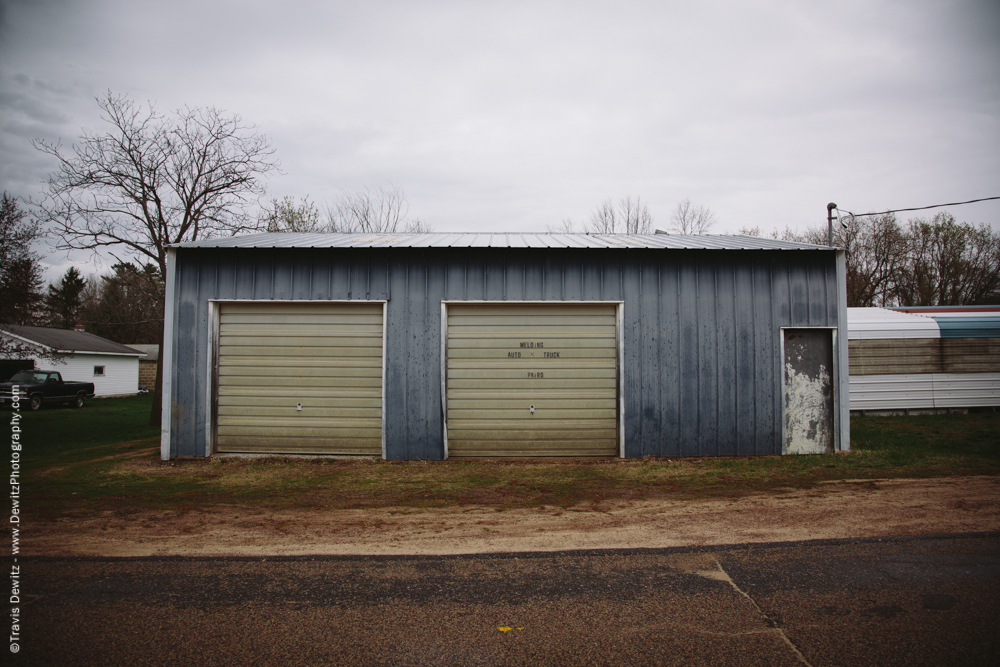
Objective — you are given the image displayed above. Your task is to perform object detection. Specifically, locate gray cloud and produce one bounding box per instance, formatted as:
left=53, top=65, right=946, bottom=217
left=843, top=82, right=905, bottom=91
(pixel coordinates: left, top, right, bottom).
left=0, top=0, right=997, bottom=267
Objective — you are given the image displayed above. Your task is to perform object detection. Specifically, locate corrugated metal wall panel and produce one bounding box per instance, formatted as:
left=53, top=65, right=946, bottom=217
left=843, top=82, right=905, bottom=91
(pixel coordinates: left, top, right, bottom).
left=850, top=373, right=1000, bottom=410
left=849, top=338, right=1000, bottom=375
left=849, top=374, right=938, bottom=411
left=941, top=338, right=1000, bottom=373
left=932, top=373, right=1000, bottom=407
left=849, top=339, right=943, bottom=375
left=167, top=247, right=843, bottom=459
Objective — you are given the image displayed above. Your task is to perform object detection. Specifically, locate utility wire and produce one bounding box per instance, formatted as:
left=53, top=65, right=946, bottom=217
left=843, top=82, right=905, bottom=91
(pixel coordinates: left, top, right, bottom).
left=839, top=195, right=1000, bottom=218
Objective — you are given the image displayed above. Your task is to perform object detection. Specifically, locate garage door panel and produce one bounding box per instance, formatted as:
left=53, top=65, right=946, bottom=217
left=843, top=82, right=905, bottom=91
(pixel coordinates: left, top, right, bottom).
left=448, top=336, right=615, bottom=349
left=448, top=366, right=616, bottom=378
left=219, top=375, right=382, bottom=389
left=448, top=379, right=617, bottom=392
left=448, top=442, right=617, bottom=456
left=219, top=365, right=383, bottom=378
left=448, top=326, right=616, bottom=338
left=446, top=303, right=618, bottom=457
left=219, top=406, right=382, bottom=419
left=216, top=437, right=381, bottom=455
left=449, top=348, right=615, bottom=360
left=218, top=395, right=382, bottom=408
left=220, top=311, right=383, bottom=324
left=220, top=343, right=383, bottom=357
left=447, top=303, right=613, bottom=316
left=217, top=420, right=382, bottom=435
left=448, top=424, right=615, bottom=440
left=216, top=302, right=383, bottom=455
left=449, top=389, right=616, bottom=399
left=219, top=331, right=377, bottom=349
left=447, top=408, right=617, bottom=420
left=218, top=323, right=382, bottom=335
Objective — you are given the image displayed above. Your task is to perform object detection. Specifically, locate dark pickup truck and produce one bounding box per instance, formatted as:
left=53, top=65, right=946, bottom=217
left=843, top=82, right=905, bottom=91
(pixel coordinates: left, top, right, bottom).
left=0, top=370, right=96, bottom=410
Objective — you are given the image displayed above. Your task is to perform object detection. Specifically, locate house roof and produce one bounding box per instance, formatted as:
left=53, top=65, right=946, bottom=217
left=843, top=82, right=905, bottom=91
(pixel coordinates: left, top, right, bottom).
left=127, top=344, right=160, bottom=361
left=0, top=325, right=144, bottom=356
left=172, top=232, right=833, bottom=251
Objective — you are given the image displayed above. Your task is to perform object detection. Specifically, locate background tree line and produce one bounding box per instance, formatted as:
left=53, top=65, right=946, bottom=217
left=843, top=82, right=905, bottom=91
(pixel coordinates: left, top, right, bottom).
left=1, top=254, right=163, bottom=345
left=740, top=212, right=1000, bottom=307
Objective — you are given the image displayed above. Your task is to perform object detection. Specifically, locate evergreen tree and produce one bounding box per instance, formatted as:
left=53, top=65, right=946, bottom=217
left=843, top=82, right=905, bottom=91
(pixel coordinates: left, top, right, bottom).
left=79, top=262, right=164, bottom=343
left=44, top=267, right=87, bottom=329
left=0, top=192, right=44, bottom=325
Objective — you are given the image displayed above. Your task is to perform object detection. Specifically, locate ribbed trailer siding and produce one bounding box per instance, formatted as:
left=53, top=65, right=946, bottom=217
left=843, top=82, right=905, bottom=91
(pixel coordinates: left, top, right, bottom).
left=164, top=245, right=845, bottom=460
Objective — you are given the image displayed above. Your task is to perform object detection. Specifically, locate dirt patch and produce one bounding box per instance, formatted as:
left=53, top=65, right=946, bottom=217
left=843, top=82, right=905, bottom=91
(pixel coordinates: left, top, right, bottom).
left=22, top=476, right=1000, bottom=557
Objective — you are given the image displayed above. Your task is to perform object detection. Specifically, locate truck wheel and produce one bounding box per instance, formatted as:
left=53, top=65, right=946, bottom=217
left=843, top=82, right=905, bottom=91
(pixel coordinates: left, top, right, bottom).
left=74, top=392, right=86, bottom=408
left=29, top=394, right=43, bottom=411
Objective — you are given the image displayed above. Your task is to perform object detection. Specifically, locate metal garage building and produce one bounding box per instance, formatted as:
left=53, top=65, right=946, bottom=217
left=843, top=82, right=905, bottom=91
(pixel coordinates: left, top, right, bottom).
left=160, top=233, right=849, bottom=460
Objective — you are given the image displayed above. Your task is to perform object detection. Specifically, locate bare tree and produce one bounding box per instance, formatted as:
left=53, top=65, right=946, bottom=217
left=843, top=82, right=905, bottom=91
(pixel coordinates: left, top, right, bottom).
left=268, top=189, right=431, bottom=233
left=326, top=183, right=411, bottom=233
left=741, top=210, right=1000, bottom=307
left=263, top=196, right=323, bottom=233
left=895, top=213, right=1000, bottom=306
left=834, top=214, right=910, bottom=307
left=33, top=91, right=279, bottom=425
left=402, top=218, right=433, bottom=233
left=545, top=218, right=579, bottom=233
left=586, top=196, right=653, bottom=234
left=736, top=225, right=801, bottom=241
left=668, top=199, right=716, bottom=235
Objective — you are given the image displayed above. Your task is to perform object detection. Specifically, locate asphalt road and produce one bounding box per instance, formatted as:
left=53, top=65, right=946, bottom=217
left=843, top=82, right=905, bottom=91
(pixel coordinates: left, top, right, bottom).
left=12, top=533, right=999, bottom=666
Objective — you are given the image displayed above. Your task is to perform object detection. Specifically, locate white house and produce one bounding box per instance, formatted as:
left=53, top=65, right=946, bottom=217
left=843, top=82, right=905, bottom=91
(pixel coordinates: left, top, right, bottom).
left=0, top=325, right=143, bottom=397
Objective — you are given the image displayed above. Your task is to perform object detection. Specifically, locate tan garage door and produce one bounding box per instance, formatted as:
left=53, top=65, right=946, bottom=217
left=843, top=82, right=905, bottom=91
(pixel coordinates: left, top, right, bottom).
left=446, top=303, right=619, bottom=456
left=215, top=302, right=383, bottom=454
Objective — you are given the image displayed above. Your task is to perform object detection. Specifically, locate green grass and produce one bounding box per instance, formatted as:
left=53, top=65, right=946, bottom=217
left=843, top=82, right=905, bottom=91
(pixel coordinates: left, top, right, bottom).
left=21, top=393, right=159, bottom=466
left=850, top=413, right=1000, bottom=468
left=13, top=396, right=1000, bottom=519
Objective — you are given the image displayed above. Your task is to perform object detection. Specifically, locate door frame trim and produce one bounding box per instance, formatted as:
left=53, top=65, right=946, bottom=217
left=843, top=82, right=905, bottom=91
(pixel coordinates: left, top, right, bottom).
left=779, top=326, right=841, bottom=455
left=440, top=300, right=625, bottom=459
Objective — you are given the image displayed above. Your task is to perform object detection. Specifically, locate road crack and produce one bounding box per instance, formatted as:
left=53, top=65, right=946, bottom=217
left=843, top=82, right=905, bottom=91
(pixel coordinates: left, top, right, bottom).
left=712, top=558, right=815, bottom=667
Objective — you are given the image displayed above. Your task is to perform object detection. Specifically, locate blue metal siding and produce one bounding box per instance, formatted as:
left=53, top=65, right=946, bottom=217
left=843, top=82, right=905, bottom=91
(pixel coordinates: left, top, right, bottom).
left=933, top=316, right=1000, bottom=338
left=166, top=247, right=842, bottom=459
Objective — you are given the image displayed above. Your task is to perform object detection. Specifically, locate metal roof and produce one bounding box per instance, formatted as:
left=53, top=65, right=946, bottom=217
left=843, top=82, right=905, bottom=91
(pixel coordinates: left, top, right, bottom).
left=172, top=232, right=833, bottom=251
left=847, top=308, right=940, bottom=340
left=888, top=306, right=1000, bottom=338
left=889, top=306, right=1000, bottom=314
left=0, top=325, right=144, bottom=356
left=929, top=315, right=1000, bottom=338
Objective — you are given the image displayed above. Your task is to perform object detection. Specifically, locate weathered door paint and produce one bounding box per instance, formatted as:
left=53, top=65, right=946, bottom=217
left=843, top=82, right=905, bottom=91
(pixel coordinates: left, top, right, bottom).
left=783, top=329, right=834, bottom=455
left=446, top=303, right=618, bottom=456
left=215, top=302, right=383, bottom=455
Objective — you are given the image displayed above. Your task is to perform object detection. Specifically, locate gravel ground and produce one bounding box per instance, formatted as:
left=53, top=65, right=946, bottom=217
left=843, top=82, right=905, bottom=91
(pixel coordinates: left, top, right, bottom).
left=22, top=476, right=1000, bottom=557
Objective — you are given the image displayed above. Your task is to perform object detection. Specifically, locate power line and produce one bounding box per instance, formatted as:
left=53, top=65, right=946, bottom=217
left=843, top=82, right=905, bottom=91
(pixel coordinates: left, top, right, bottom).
left=839, top=195, right=1000, bottom=219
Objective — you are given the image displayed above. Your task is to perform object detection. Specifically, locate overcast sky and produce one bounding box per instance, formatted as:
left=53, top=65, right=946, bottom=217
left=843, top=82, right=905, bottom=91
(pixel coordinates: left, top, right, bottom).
left=2, top=0, right=999, bottom=281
